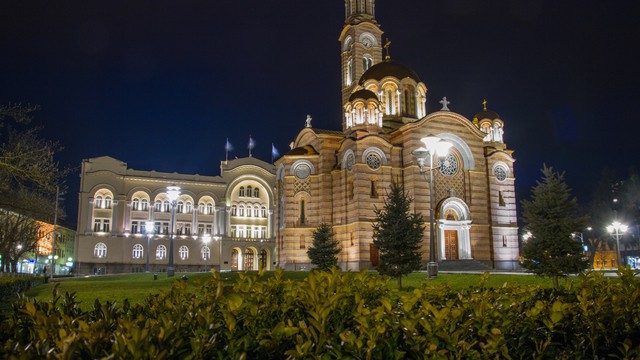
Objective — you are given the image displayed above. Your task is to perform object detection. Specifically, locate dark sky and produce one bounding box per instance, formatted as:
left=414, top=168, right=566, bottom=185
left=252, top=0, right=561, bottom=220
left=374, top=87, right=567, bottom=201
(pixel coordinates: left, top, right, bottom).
left=1, top=0, right=639, bottom=227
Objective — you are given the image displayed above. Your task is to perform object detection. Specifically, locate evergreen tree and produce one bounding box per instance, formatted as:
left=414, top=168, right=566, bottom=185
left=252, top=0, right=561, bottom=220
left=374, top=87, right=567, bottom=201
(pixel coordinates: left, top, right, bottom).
left=307, top=222, right=340, bottom=271
left=372, top=181, right=424, bottom=289
left=521, top=165, right=588, bottom=289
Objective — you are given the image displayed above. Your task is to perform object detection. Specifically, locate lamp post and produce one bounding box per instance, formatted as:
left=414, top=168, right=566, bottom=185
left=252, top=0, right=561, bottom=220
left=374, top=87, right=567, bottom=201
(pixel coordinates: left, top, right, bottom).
left=145, top=220, right=155, bottom=273
left=202, top=234, right=211, bottom=270
left=413, top=136, right=452, bottom=279
left=607, top=221, right=628, bottom=267
left=166, top=185, right=181, bottom=277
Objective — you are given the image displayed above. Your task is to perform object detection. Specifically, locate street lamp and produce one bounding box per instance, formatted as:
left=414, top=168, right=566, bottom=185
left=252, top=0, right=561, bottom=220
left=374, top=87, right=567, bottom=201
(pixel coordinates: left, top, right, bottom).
left=607, top=221, right=628, bottom=267
left=145, top=220, right=155, bottom=273
left=202, top=234, right=211, bottom=270
left=412, top=136, right=453, bottom=279
left=166, top=185, right=181, bottom=277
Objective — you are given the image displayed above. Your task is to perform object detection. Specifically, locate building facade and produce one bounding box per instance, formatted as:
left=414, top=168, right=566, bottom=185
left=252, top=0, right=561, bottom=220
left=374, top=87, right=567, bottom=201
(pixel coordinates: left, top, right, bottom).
left=274, top=0, right=519, bottom=271
left=74, top=157, right=276, bottom=275
left=74, top=1, right=519, bottom=274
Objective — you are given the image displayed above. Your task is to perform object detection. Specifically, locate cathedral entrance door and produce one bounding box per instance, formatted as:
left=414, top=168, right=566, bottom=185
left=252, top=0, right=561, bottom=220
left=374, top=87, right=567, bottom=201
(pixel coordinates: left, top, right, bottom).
left=444, top=230, right=458, bottom=260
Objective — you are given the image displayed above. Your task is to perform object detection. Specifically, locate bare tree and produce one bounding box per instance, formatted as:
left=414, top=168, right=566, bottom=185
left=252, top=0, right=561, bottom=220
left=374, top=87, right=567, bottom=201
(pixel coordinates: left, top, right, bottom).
left=0, top=208, right=39, bottom=272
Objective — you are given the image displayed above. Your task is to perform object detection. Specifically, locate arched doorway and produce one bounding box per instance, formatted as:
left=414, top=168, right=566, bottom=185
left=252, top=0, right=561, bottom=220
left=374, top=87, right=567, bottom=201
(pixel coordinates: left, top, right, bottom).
left=437, top=197, right=472, bottom=260
left=244, top=248, right=256, bottom=271
left=259, top=249, right=268, bottom=270
left=231, top=248, right=243, bottom=271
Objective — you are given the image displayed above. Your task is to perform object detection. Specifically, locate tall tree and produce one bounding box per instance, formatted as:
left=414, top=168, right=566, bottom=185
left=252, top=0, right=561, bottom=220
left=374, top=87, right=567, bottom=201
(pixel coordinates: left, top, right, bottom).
left=0, top=104, right=68, bottom=272
left=372, top=181, right=424, bottom=290
left=521, top=165, right=588, bottom=289
left=307, top=222, right=340, bottom=271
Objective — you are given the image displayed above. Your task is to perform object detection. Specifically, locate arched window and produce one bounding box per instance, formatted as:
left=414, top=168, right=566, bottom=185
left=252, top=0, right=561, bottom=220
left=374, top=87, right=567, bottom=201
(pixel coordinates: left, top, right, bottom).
left=239, top=187, right=245, bottom=197
left=363, top=55, right=373, bottom=71
left=132, top=244, right=143, bottom=259
left=141, top=199, right=148, bottom=211
left=179, top=245, right=189, bottom=260
left=104, top=196, right=112, bottom=209
left=244, top=249, right=255, bottom=270
left=132, top=198, right=139, bottom=211
left=155, top=200, right=161, bottom=212
left=231, top=205, right=237, bottom=216
left=186, top=202, right=193, bottom=213
left=206, top=203, right=213, bottom=215
left=346, top=57, right=354, bottom=86
left=94, top=243, right=107, bottom=258
left=247, top=186, right=253, bottom=197
left=156, top=245, right=166, bottom=260
left=94, top=196, right=103, bottom=208
left=239, top=205, right=245, bottom=217
left=177, top=201, right=184, bottom=213
left=254, top=187, right=259, bottom=197
left=163, top=200, right=170, bottom=212
left=198, top=203, right=205, bottom=214
left=254, top=205, right=259, bottom=217
left=261, top=206, right=267, bottom=218
left=201, top=246, right=210, bottom=261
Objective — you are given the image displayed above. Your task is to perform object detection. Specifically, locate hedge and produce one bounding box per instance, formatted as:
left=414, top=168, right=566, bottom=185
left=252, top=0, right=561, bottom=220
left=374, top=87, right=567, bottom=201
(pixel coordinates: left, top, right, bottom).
left=0, top=277, right=46, bottom=303
left=1, top=268, right=639, bottom=359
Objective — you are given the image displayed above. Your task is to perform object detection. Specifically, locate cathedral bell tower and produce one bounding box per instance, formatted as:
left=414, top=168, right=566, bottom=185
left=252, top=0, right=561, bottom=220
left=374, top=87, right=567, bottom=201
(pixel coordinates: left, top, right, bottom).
left=339, top=0, right=384, bottom=132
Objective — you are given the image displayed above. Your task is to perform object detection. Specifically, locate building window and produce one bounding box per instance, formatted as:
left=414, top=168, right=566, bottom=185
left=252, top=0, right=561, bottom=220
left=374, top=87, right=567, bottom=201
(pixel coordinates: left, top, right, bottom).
left=299, top=235, right=305, bottom=249
left=104, top=196, right=112, bottom=209
left=494, top=166, right=508, bottom=181
left=254, top=188, right=260, bottom=197
left=299, top=200, right=305, bottom=224
left=231, top=226, right=237, bottom=238
left=499, top=191, right=506, bottom=207
left=261, top=227, right=267, bottom=239
left=231, top=205, right=237, bottom=216
left=94, top=196, right=103, bottom=208
left=349, top=180, right=354, bottom=199
left=239, top=187, right=245, bottom=197
left=177, top=201, right=184, bottom=213
left=370, top=179, right=378, bottom=198
left=141, top=199, right=148, bottom=211
left=346, top=57, right=353, bottom=86
left=163, top=200, right=170, bottom=212
left=156, top=245, right=166, bottom=260
left=179, top=245, right=189, bottom=260
left=132, top=198, right=139, bottom=211
left=239, top=205, right=245, bottom=217
left=186, top=202, right=193, bottom=213
left=162, top=222, right=169, bottom=235
left=201, top=246, right=210, bottom=260
left=366, top=153, right=381, bottom=170
left=254, top=206, right=260, bottom=217
left=205, top=224, right=212, bottom=235
left=185, top=223, right=191, bottom=235
left=154, top=222, right=161, bottom=234
left=247, top=186, right=253, bottom=197
left=155, top=200, right=161, bottom=212
left=94, top=243, right=107, bottom=258
left=93, top=218, right=110, bottom=232
left=198, top=223, right=205, bottom=235
left=439, top=153, right=459, bottom=177
left=131, top=221, right=139, bottom=234
left=132, top=244, right=143, bottom=259
left=206, top=203, right=213, bottom=215
left=261, top=206, right=267, bottom=218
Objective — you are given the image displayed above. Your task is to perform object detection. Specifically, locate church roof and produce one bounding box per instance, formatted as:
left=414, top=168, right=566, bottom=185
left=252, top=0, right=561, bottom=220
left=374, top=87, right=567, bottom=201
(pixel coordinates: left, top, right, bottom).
left=348, top=88, right=378, bottom=102
left=473, top=109, right=501, bottom=121
left=287, top=145, right=319, bottom=156
left=311, top=128, right=343, bottom=136
left=359, top=59, right=421, bottom=84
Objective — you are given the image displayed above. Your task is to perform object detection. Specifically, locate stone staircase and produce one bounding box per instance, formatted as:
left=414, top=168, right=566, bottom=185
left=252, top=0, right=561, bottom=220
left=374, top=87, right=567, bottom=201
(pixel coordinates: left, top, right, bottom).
left=437, top=259, right=492, bottom=272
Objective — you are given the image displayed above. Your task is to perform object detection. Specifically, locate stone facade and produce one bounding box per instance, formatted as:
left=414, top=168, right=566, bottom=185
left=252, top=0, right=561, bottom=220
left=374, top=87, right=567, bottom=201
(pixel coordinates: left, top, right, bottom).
left=74, top=156, right=276, bottom=275
left=274, top=0, right=519, bottom=271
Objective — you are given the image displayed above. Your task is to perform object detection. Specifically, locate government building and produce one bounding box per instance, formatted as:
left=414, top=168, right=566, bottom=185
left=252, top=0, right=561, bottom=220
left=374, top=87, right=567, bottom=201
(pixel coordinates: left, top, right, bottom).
left=74, top=1, right=519, bottom=274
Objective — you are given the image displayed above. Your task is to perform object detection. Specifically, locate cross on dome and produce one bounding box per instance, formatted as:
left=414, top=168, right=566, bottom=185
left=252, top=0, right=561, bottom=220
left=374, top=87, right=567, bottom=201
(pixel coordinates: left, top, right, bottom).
left=439, top=97, right=450, bottom=111
left=482, top=99, right=488, bottom=111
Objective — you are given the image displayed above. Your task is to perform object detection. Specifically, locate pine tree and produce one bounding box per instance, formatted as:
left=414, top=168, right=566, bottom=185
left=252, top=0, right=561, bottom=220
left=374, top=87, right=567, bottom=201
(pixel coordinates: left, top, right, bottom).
left=372, top=181, right=424, bottom=289
left=307, top=222, right=340, bottom=271
left=521, top=165, right=588, bottom=289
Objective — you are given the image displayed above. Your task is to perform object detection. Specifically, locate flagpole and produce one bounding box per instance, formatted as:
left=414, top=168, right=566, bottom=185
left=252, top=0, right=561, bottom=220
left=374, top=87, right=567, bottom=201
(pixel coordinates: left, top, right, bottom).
left=271, top=143, right=274, bottom=163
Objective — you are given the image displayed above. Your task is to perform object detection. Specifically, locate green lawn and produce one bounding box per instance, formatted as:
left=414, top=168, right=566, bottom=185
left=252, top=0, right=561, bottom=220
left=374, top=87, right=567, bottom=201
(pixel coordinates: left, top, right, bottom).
left=21, top=270, right=571, bottom=310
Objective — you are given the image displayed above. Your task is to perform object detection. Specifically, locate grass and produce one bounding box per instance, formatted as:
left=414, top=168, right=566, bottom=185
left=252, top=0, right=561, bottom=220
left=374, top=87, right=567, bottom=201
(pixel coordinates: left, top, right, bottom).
left=18, top=270, right=573, bottom=311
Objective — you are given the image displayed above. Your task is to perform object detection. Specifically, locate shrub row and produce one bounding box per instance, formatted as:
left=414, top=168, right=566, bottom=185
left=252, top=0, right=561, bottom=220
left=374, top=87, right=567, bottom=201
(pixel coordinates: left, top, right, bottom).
left=1, top=268, right=639, bottom=359
left=0, top=277, right=45, bottom=303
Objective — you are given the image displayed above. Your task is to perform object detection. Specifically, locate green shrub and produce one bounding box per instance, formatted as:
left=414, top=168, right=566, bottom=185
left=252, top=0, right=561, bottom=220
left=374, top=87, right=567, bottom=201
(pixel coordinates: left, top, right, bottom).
left=1, top=268, right=639, bottom=359
left=0, top=277, right=45, bottom=302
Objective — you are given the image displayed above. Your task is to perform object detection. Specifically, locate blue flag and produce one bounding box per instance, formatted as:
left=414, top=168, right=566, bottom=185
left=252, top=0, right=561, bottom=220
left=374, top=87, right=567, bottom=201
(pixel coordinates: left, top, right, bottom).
left=271, top=143, right=280, bottom=162
left=225, top=138, right=233, bottom=152
left=248, top=136, right=255, bottom=150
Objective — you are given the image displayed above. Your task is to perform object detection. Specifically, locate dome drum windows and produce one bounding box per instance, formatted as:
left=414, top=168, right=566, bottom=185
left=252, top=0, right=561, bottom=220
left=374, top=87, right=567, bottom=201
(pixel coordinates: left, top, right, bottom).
left=492, top=163, right=510, bottom=182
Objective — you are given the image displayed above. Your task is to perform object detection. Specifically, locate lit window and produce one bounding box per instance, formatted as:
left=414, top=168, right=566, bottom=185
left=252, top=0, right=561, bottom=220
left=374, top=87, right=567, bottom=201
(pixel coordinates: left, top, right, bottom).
left=162, top=222, right=169, bottom=235
left=239, top=187, right=245, bottom=197
left=177, top=201, right=184, bottom=213
left=155, top=200, right=161, bottom=212
left=185, top=223, right=191, bottom=235
left=132, top=244, right=143, bottom=259
left=201, top=246, right=210, bottom=260
left=94, top=243, right=107, bottom=258
left=94, top=196, right=103, bottom=208
left=179, top=245, right=189, bottom=260
left=104, top=196, right=112, bottom=209
left=131, top=221, right=139, bottom=234
left=186, top=202, right=192, bottom=213
left=239, top=205, right=245, bottom=217
left=247, top=186, right=253, bottom=197
left=261, top=206, right=267, bottom=218
left=205, top=224, right=212, bottom=235
left=163, top=200, right=170, bottom=212
left=141, top=199, right=148, bottom=211
left=156, top=245, right=166, bottom=260
left=132, top=198, right=139, bottom=211
left=254, top=188, right=260, bottom=197
left=206, top=203, right=213, bottom=215
left=231, top=205, right=237, bottom=216
left=254, top=206, right=259, bottom=217
left=198, top=203, right=205, bottom=214
left=231, top=226, right=237, bottom=238
left=198, top=224, right=204, bottom=235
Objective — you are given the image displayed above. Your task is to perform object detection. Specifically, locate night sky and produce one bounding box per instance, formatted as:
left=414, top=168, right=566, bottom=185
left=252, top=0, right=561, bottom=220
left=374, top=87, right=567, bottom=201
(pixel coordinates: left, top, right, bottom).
left=1, top=0, right=639, bottom=227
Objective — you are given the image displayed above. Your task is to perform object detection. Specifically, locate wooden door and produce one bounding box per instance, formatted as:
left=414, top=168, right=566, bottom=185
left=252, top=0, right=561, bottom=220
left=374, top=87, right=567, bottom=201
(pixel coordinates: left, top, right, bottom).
left=444, top=230, right=458, bottom=260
